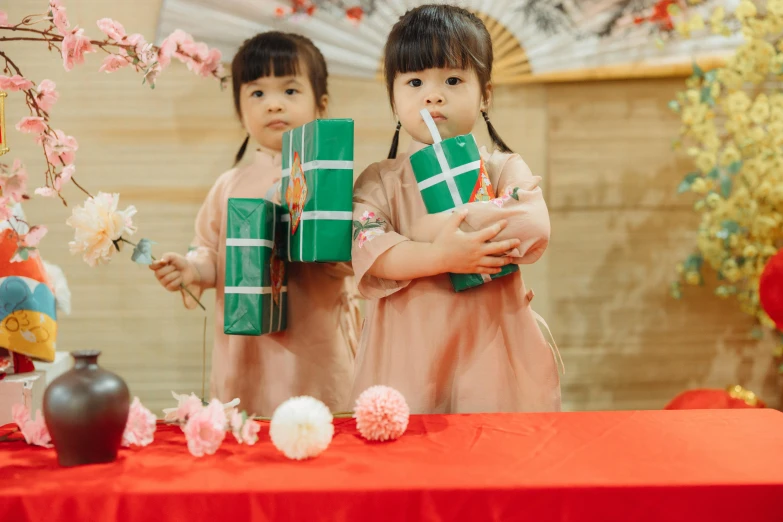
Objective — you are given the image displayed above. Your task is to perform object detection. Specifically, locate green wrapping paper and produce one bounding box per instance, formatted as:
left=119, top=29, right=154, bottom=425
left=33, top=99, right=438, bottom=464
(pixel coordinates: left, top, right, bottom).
left=280, top=119, right=354, bottom=262
left=409, top=109, right=518, bottom=292
left=224, top=198, right=288, bottom=336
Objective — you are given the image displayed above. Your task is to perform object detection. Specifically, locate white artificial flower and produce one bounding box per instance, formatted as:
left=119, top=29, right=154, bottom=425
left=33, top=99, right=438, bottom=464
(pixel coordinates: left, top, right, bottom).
left=65, top=192, right=137, bottom=267
left=269, top=396, right=334, bottom=460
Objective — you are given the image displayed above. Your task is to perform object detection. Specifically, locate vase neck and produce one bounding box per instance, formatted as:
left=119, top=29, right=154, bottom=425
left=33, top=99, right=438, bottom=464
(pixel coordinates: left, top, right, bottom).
left=71, top=350, right=101, bottom=370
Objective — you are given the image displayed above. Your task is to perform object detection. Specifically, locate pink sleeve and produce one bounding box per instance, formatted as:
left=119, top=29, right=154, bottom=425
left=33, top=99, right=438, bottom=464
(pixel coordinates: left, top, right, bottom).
left=180, top=176, right=226, bottom=309
left=461, top=149, right=550, bottom=265
left=351, top=163, right=411, bottom=299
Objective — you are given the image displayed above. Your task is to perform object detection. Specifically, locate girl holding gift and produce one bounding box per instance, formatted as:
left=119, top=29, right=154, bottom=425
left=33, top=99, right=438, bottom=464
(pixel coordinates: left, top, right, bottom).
left=351, top=5, right=562, bottom=414
left=150, top=32, right=358, bottom=416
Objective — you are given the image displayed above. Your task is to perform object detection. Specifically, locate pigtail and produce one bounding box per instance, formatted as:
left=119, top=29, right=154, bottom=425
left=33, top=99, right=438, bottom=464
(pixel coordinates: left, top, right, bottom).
left=387, top=121, right=402, bottom=160
left=482, top=111, right=512, bottom=154
left=234, top=135, right=250, bottom=166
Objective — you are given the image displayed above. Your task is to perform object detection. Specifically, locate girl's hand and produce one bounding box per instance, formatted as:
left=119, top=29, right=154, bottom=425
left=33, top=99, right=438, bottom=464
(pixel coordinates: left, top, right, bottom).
left=149, top=253, right=199, bottom=291
left=433, top=210, right=520, bottom=275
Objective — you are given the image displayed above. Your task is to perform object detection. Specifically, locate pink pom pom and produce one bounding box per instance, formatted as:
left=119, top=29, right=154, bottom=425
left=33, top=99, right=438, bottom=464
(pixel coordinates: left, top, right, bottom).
left=353, top=385, right=410, bottom=441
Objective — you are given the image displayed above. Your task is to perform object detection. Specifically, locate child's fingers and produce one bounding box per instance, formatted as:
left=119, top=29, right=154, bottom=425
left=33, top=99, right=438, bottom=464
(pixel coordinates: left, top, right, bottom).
left=477, top=255, right=511, bottom=268
left=161, top=270, right=181, bottom=288
left=154, top=264, right=177, bottom=279
left=472, top=220, right=508, bottom=243
left=445, top=209, right=469, bottom=230
left=481, top=238, right=519, bottom=256
left=165, top=277, right=183, bottom=292
left=149, top=259, right=168, bottom=270
left=473, top=266, right=503, bottom=275
left=161, top=272, right=182, bottom=292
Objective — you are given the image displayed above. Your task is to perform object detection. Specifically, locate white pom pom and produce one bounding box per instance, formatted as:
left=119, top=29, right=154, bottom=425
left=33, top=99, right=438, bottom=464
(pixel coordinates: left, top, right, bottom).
left=269, top=396, right=334, bottom=460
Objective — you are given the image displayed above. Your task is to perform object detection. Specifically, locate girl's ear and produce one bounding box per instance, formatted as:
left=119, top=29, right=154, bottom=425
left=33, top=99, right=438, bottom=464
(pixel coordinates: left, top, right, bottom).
left=318, top=94, right=329, bottom=117
left=481, top=82, right=494, bottom=112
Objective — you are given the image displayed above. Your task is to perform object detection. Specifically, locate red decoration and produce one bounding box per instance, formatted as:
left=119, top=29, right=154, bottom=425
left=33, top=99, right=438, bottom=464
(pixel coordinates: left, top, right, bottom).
left=665, top=386, right=766, bottom=410
left=277, top=1, right=370, bottom=24
left=633, top=0, right=682, bottom=31
left=759, top=248, right=783, bottom=329
left=345, top=6, right=363, bottom=23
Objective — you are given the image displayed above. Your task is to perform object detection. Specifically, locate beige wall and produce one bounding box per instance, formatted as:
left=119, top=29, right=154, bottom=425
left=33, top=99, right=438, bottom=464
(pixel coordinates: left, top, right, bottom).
left=5, top=0, right=779, bottom=414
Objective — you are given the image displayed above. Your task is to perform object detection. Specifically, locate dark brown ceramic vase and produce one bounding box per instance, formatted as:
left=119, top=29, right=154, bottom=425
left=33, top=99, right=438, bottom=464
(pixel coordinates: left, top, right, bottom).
left=43, top=350, right=130, bottom=467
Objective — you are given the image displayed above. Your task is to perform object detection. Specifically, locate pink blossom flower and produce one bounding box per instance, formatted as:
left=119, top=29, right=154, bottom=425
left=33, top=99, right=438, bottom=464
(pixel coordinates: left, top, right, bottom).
left=143, top=64, right=161, bottom=88
left=61, top=28, right=95, bottom=71
left=0, top=159, right=28, bottom=203
left=0, top=198, right=13, bottom=221
left=228, top=408, right=260, bottom=445
left=99, top=54, right=129, bottom=73
left=35, top=80, right=59, bottom=111
left=357, top=227, right=384, bottom=249
left=361, top=211, right=375, bottom=221
left=163, top=391, right=204, bottom=423
left=122, top=397, right=156, bottom=447
left=22, top=226, right=48, bottom=247
left=35, top=187, right=57, bottom=198
left=15, top=116, right=47, bottom=135
left=0, top=11, right=9, bottom=27
left=238, top=418, right=260, bottom=445
left=12, top=404, right=53, bottom=448
left=353, top=385, right=410, bottom=441
left=41, top=129, right=78, bottom=166
left=183, top=399, right=226, bottom=457
left=96, top=18, right=126, bottom=41
left=194, top=48, right=223, bottom=78
left=54, top=164, right=74, bottom=191
left=0, top=75, right=34, bottom=92
left=49, top=0, right=70, bottom=34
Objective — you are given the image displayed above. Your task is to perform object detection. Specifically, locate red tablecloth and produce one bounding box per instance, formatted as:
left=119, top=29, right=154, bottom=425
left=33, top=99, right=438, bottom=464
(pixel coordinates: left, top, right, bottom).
left=1, top=409, right=783, bottom=522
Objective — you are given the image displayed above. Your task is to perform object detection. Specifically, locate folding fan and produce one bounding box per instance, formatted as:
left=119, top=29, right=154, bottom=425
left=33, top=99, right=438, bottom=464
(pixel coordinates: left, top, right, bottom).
left=156, top=0, right=743, bottom=83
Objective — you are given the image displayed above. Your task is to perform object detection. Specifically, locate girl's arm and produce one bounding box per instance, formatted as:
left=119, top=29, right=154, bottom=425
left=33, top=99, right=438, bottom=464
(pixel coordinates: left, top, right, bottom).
left=172, top=176, right=227, bottom=309
left=408, top=149, right=550, bottom=265
left=351, top=164, right=518, bottom=299
left=369, top=211, right=518, bottom=280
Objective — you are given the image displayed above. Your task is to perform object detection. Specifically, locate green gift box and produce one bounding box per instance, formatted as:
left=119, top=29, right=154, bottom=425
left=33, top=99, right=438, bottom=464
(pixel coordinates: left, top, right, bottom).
left=409, top=109, right=518, bottom=292
left=280, top=119, right=354, bottom=262
left=224, top=198, right=288, bottom=336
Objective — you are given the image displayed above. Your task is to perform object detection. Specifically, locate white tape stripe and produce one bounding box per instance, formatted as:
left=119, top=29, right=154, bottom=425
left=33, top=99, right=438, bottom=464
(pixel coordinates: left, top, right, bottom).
left=300, top=126, right=306, bottom=257
left=225, top=238, right=274, bottom=248
left=481, top=274, right=492, bottom=283
left=420, top=109, right=442, bottom=144
left=433, top=142, right=463, bottom=206
left=302, top=160, right=353, bottom=171
left=279, top=211, right=351, bottom=221
left=225, top=286, right=289, bottom=295
left=416, top=160, right=482, bottom=190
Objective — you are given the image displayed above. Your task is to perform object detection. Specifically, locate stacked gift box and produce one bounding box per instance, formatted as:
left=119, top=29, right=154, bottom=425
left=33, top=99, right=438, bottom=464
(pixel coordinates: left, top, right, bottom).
left=223, top=119, right=354, bottom=336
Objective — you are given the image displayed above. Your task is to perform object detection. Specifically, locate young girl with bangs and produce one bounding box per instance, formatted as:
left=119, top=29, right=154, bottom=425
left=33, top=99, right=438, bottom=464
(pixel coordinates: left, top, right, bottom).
left=151, top=32, right=357, bottom=417
left=351, top=5, right=561, bottom=414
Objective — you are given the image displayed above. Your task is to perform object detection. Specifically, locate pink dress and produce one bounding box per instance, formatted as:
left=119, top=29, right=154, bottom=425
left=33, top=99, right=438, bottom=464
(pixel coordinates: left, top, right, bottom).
left=184, top=148, right=358, bottom=416
left=351, top=141, right=561, bottom=414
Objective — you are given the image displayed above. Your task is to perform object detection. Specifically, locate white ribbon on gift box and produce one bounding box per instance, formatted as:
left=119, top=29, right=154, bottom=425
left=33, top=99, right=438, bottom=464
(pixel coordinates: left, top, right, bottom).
left=418, top=109, right=490, bottom=283
left=418, top=108, right=482, bottom=208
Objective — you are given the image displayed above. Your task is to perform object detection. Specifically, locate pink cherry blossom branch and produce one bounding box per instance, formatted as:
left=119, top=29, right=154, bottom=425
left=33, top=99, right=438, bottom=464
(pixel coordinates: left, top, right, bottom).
left=1, top=3, right=225, bottom=274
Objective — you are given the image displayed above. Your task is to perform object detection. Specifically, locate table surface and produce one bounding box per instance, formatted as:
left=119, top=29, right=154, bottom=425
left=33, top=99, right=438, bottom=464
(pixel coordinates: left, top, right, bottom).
left=2, top=409, right=783, bottom=522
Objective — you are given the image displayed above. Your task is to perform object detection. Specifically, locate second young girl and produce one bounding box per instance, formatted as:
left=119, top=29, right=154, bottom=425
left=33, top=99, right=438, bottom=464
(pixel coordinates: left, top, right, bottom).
left=151, top=32, right=358, bottom=416
left=351, top=5, right=561, bottom=414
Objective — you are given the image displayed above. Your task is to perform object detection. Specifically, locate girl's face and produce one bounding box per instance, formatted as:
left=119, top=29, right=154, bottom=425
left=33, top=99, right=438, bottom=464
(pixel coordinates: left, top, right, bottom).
left=392, top=67, right=489, bottom=145
left=239, top=59, right=327, bottom=152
